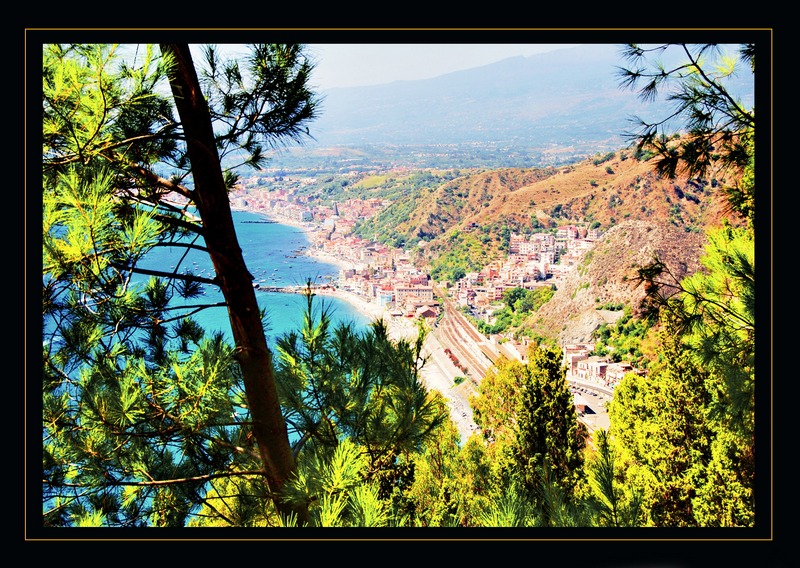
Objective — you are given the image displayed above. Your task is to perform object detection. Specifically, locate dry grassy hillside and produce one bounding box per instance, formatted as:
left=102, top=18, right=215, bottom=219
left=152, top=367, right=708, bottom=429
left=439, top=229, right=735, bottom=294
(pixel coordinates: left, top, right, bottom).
left=415, top=148, right=734, bottom=235
left=366, top=145, right=738, bottom=262
left=403, top=168, right=557, bottom=239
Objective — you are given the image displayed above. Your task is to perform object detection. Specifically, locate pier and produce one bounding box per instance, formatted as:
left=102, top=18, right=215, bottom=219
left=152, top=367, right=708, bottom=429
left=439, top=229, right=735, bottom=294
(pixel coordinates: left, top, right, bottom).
left=252, top=283, right=334, bottom=294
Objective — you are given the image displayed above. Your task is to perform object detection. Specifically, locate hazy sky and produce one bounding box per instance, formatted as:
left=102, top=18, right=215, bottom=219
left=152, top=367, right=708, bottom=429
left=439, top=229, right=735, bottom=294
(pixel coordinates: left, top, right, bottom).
left=199, top=43, right=581, bottom=91
left=302, top=44, right=580, bottom=90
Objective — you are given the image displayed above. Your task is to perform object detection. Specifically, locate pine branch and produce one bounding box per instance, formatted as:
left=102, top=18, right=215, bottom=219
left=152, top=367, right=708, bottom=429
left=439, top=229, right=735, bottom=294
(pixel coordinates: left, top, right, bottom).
left=48, top=469, right=267, bottom=488
left=112, top=262, right=219, bottom=287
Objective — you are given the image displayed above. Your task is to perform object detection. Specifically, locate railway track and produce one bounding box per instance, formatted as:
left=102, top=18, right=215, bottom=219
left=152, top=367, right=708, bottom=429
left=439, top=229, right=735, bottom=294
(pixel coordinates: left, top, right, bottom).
left=430, top=286, right=605, bottom=438
left=433, top=291, right=497, bottom=383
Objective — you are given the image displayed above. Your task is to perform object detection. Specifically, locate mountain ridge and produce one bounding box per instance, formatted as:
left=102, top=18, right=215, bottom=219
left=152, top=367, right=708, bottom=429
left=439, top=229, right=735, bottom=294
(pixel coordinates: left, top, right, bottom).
left=306, top=44, right=753, bottom=157
left=273, top=43, right=753, bottom=343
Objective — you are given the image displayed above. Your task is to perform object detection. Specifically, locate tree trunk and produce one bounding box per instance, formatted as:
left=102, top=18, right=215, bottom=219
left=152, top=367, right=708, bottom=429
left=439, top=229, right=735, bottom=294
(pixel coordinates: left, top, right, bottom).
left=160, top=43, right=308, bottom=524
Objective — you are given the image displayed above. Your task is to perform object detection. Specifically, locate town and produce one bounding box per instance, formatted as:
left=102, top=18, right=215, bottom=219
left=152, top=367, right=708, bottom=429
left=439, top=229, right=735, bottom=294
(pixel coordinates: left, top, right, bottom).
left=230, top=176, right=645, bottom=397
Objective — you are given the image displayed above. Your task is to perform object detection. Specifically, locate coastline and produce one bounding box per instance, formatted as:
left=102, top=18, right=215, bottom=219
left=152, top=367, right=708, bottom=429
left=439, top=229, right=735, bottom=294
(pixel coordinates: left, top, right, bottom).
left=233, top=205, right=479, bottom=443
left=232, top=206, right=412, bottom=339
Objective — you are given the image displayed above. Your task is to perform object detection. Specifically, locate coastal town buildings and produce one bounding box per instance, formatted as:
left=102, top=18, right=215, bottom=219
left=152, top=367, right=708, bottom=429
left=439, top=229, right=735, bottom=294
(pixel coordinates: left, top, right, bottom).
left=228, top=182, right=605, bottom=320
left=227, top=182, right=644, bottom=384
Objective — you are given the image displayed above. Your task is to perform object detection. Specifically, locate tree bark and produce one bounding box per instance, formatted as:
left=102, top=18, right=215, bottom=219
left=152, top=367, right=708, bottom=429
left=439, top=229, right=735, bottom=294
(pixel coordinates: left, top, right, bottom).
left=160, top=43, right=308, bottom=524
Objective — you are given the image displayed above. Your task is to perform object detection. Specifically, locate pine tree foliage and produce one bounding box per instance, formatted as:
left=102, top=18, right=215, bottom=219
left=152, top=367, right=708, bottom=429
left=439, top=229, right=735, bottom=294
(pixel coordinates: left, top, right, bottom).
left=42, top=164, right=251, bottom=526
left=43, top=322, right=252, bottom=526
left=585, top=429, right=645, bottom=527
left=617, top=43, right=755, bottom=202
left=609, top=317, right=754, bottom=526
left=514, top=346, right=587, bottom=499
left=280, top=438, right=389, bottom=527
left=610, top=326, right=705, bottom=527
left=470, top=349, right=588, bottom=525
left=611, top=43, right=759, bottom=527
left=475, top=481, right=535, bottom=528
left=678, top=224, right=755, bottom=432
left=274, top=288, right=448, bottom=464
left=403, top=403, right=491, bottom=527
left=41, top=41, right=323, bottom=525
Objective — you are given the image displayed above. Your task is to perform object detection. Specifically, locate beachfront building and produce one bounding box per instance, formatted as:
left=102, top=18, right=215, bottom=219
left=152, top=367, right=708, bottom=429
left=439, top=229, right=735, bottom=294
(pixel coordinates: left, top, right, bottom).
left=376, top=286, right=394, bottom=307
left=394, top=285, right=434, bottom=305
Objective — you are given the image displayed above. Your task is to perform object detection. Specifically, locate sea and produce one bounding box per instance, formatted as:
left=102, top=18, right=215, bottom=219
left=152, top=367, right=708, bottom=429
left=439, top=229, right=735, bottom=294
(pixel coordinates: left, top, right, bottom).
left=137, top=209, right=371, bottom=345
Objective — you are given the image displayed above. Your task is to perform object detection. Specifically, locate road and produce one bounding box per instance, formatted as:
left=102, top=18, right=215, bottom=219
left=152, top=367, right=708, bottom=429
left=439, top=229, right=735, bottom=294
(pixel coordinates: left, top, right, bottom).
left=567, top=377, right=612, bottom=435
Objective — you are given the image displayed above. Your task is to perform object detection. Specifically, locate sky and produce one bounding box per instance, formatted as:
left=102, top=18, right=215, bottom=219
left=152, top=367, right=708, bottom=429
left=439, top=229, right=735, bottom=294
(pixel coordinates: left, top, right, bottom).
left=301, top=44, right=580, bottom=90
left=202, top=43, right=583, bottom=91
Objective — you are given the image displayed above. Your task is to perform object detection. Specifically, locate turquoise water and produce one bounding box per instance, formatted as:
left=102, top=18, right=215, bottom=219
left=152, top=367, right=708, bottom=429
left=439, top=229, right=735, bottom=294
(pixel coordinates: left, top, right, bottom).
left=138, top=210, right=371, bottom=344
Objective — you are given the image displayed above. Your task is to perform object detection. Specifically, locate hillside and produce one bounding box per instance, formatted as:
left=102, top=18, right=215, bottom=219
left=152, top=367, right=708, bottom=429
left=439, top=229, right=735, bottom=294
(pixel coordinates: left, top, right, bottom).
left=376, top=144, right=734, bottom=262
left=371, top=145, right=740, bottom=343
left=404, top=147, right=732, bottom=243
left=278, top=138, right=740, bottom=344
left=523, top=219, right=708, bottom=344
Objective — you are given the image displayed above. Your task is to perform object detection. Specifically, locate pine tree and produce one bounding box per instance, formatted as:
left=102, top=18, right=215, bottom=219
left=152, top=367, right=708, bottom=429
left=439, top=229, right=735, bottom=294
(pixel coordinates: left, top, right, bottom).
left=610, top=321, right=716, bottom=526
left=513, top=346, right=588, bottom=522
left=585, top=429, right=645, bottom=527
left=617, top=43, right=755, bottom=222
left=273, top=288, right=447, bottom=495
left=42, top=42, right=319, bottom=525
left=470, top=348, right=588, bottom=525
left=611, top=43, right=758, bottom=527
left=40, top=42, right=448, bottom=525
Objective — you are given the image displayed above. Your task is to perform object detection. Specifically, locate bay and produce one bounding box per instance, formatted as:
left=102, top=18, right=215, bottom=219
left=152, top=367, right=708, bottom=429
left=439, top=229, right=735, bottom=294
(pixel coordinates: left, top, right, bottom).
left=138, top=210, right=371, bottom=344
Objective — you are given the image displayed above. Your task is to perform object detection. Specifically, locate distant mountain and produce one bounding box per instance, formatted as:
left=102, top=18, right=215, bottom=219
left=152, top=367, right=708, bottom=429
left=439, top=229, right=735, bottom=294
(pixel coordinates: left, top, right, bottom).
left=306, top=44, right=752, bottom=159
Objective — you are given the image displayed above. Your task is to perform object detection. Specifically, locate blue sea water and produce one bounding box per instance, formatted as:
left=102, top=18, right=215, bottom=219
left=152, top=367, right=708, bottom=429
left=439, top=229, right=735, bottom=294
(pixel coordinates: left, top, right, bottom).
left=138, top=210, right=371, bottom=344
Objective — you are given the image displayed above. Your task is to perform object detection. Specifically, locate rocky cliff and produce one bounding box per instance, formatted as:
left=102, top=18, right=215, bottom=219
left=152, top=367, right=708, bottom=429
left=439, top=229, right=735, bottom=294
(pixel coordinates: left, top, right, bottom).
left=525, top=219, right=709, bottom=343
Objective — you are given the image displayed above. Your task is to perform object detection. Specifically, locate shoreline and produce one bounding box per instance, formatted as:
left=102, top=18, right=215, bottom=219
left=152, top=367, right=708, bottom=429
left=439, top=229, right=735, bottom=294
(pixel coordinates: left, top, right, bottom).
left=233, top=205, right=479, bottom=443
left=232, top=206, right=356, bottom=267
left=232, top=206, right=414, bottom=340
